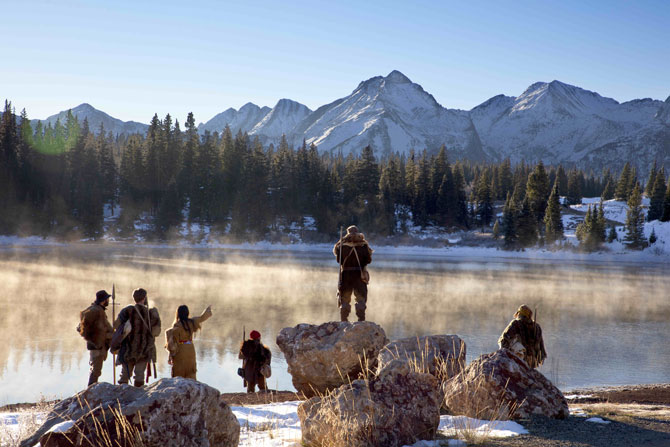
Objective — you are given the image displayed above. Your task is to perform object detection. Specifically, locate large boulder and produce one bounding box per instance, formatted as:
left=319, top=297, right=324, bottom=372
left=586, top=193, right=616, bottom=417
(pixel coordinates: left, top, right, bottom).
left=277, top=321, right=388, bottom=397
left=377, top=334, right=466, bottom=380
left=443, top=348, right=569, bottom=420
left=298, top=359, right=441, bottom=447
left=21, top=378, right=239, bottom=447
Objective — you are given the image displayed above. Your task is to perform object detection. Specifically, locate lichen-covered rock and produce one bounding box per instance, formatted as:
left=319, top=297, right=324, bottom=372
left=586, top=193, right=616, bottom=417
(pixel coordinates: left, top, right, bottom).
left=276, top=321, right=388, bottom=397
left=298, top=359, right=441, bottom=447
left=377, top=334, right=466, bottom=380
left=22, top=378, right=239, bottom=447
left=443, top=348, right=569, bottom=420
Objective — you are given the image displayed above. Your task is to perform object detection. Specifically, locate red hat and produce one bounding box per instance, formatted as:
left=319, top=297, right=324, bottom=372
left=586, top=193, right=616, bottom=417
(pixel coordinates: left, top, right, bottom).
left=250, top=330, right=261, bottom=340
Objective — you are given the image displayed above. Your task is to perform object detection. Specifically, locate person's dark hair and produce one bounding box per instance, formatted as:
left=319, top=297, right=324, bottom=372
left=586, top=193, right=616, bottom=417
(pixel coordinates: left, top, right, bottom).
left=176, top=305, right=194, bottom=334
left=132, top=288, right=147, bottom=303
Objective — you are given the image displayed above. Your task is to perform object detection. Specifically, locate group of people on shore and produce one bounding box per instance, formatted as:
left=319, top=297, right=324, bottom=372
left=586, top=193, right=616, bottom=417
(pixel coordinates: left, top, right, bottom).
left=78, top=224, right=546, bottom=393
left=78, top=288, right=270, bottom=392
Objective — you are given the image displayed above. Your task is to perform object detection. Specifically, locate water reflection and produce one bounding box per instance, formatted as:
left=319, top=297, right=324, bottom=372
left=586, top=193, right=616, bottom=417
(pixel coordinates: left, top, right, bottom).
left=0, top=245, right=669, bottom=405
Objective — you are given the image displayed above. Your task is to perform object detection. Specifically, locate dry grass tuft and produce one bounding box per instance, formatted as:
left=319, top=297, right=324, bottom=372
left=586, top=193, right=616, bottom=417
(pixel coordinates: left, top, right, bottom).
left=0, top=397, right=54, bottom=447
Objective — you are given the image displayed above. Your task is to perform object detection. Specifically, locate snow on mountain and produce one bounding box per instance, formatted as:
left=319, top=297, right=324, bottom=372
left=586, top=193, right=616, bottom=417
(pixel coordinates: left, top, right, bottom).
left=33, top=103, right=148, bottom=135
left=471, top=81, right=667, bottom=170
left=249, top=99, right=312, bottom=140
left=291, top=70, right=486, bottom=160
left=198, top=103, right=271, bottom=135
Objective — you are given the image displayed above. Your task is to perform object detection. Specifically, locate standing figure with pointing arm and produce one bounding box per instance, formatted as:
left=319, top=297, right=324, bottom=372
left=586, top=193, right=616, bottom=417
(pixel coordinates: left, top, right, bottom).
left=114, top=288, right=161, bottom=387
left=333, top=225, right=373, bottom=322
left=165, top=304, right=212, bottom=380
left=78, top=290, right=114, bottom=386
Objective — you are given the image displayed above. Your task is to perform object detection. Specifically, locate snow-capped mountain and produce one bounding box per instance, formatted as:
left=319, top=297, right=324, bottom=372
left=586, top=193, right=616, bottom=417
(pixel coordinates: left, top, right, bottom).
left=22, top=73, right=669, bottom=173
left=469, top=80, right=669, bottom=171
left=249, top=99, right=312, bottom=141
left=197, top=102, right=271, bottom=135
left=33, top=103, right=148, bottom=135
left=290, top=70, right=486, bottom=160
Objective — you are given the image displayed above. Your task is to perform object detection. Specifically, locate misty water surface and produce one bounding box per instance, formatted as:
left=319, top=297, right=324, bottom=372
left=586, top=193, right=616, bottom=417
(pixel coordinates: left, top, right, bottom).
left=0, top=244, right=669, bottom=405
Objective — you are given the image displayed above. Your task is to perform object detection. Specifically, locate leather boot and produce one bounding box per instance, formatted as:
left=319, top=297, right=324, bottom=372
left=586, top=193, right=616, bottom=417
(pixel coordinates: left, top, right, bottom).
left=356, top=309, right=366, bottom=322
left=340, top=307, right=350, bottom=322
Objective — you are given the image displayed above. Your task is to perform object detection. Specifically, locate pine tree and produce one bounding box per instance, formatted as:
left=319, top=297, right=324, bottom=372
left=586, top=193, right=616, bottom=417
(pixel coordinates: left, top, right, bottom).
left=498, top=158, right=514, bottom=200
left=662, top=180, right=670, bottom=222
left=556, top=165, right=568, bottom=196
left=502, top=193, right=517, bottom=248
left=516, top=196, right=537, bottom=248
left=607, top=224, right=618, bottom=243
left=645, top=161, right=658, bottom=196
left=179, top=112, right=199, bottom=215
left=649, top=228, right=657, bottom=245
left=623, top=184, right=646, bottom=250
left=476, top=169, right=494, bottom=227
left=526, top=161, right=551, bottom=223
left=647, top=170, right=666, bottom=221
left=544, top=182, right=563, bottom=244
left=452, top=164, right=469, bottom=228
left=614, top=162, right=632, bottom=201
left=492, top=219, right=501, bottom=239
left=566, top=169, right=582, bottom=205
left=601, top=180, right=615, bottom=201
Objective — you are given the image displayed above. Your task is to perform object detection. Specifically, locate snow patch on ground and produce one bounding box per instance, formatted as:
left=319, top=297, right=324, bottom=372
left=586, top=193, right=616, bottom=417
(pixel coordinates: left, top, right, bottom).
left=438, top=415, right=529, bottom=438
left=585, top=417, right=612, bottom=424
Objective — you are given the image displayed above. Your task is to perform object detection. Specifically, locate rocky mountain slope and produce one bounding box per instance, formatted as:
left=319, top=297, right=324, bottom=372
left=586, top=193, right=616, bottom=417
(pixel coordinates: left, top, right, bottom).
left=26, top=73, right=669, bottom=172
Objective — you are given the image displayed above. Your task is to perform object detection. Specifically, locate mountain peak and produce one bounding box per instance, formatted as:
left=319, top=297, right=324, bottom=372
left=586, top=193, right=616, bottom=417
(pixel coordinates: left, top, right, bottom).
left=74, top=103, right=96, bottom=111
left=385, top=70, right=412, bottom=84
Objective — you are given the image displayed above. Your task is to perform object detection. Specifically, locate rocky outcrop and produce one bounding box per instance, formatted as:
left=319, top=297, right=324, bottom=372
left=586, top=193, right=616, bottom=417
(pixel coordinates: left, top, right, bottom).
left=276, top=321, right=388, bottom=397
left=377, top=334, right=466, bottom=381
left=22, top=378, right=239, bottom=447
left=443, top=348, right=569, bottom=420
left=298, top=359, right=441, bottom=447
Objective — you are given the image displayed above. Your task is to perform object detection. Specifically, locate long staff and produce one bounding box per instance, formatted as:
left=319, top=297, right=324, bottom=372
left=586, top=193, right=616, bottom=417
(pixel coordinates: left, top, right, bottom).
left=337, top=225, right=343, bottom=308
left=112, top=284, right=116, bottom=385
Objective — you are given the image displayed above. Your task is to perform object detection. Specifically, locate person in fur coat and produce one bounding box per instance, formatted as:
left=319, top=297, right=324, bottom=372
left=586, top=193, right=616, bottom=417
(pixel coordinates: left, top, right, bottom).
left=333, top=225, right=373, bottom=321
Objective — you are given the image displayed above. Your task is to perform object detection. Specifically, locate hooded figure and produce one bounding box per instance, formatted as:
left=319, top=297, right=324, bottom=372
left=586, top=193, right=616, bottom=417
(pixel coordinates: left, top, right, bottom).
left=498, top=304, right=547, bottom=369
left=333, top=225, right=373, bottom=321
left=238, top=330, right=271, bottom=393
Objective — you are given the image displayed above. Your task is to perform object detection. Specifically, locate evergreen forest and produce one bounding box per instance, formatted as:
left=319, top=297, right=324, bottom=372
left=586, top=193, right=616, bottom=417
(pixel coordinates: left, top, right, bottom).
left=2, top=101, right=669, bottom=251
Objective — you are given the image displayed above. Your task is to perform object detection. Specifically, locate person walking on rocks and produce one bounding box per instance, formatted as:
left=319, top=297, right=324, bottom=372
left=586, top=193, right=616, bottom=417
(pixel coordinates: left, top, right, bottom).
left=333, top=225, right=373, bottom=322
left=114, top=288, right=161, bottom=387
left=165, top=304, right=212, bottom=380
left=239, top=330, right=271, bottom=393
left=78, top=290, right=114, bottom=386
left=498, top=304, right=547, bottom=369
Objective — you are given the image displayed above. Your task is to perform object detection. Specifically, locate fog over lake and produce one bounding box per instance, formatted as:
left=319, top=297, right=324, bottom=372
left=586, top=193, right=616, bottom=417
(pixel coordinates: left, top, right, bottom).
left=0, top=244, right=669, bottom=405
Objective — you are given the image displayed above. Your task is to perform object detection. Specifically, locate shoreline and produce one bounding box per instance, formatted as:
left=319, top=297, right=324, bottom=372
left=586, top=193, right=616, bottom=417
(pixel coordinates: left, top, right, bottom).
left=2, top=235, right=669, bottom=266
left=3, top=383, right=669, bottom=412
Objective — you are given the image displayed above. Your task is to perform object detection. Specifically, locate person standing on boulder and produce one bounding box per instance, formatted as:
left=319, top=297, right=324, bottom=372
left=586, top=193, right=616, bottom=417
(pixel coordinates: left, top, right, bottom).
left=165, top=304, right=212, bottom=380
left=498, top=304, right=547, bottom=369
left=333, top=225, right=373, bottom=322
left=238, top=330, right=271, bottom=393
left=78, top=290, right=114, bottom=386
left=114, top=288, right=161, bottom=387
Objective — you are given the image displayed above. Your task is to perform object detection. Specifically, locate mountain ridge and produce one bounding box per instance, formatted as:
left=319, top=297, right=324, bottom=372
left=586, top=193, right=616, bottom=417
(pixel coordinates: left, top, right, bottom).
left=19, top=72, right=669, bottom=172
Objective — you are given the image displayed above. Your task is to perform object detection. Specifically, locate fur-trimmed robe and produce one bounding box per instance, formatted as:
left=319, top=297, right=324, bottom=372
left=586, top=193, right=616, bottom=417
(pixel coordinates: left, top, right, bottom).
left=114, top=304, right=161, bottom=366
left=498, top=316, right=547, bottom=368
left=332, top=232, right=373, bottom=269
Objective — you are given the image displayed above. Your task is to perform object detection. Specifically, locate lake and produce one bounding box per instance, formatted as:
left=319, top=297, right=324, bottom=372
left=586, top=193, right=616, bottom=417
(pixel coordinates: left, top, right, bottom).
left=0, top=243, right=669, bottom=405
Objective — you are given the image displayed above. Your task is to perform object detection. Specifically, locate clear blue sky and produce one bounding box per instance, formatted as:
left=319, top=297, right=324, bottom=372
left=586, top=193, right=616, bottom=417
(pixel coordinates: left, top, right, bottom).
left=1, top=0, right=668, bottom=124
